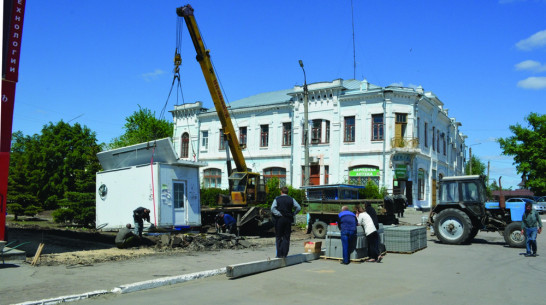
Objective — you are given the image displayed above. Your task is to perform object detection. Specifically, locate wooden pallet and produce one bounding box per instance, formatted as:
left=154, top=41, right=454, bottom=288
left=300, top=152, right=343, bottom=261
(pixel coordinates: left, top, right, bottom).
left=386, top=246, right=426, bottom=254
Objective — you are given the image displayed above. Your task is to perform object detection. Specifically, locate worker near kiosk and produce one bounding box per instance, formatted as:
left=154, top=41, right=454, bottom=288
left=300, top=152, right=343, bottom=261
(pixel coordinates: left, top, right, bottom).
left=338, top=206, right=358, bottom=265
left=133, top=207, right=151, bottom=238
left=271, top=186, right=301, bottom=258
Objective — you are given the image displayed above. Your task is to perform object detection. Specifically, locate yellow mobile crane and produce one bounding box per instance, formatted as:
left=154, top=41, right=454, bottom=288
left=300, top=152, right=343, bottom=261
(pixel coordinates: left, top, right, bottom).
left=176, top=5, right=268, bottom=231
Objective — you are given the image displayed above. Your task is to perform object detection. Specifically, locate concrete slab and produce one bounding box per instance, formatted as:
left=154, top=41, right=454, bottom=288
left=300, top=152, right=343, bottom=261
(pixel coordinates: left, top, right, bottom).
left=226, top=252, right=321, bottom=278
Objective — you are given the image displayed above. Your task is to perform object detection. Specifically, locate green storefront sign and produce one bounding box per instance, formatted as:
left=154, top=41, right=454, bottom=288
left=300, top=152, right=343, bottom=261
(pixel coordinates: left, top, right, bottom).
left=349, top=167, right=380, bottom=177
left=394, top=164, right=407, bottom=179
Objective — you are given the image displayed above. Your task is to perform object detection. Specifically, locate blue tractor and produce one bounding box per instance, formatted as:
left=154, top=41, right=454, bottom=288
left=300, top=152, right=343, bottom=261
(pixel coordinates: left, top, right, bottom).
left=430, top=175, right=525, bottom=247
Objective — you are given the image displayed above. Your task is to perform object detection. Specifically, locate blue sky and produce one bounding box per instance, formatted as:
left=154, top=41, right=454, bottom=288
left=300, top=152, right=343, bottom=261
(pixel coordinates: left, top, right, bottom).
left=11, top=0, right=546, bottom=189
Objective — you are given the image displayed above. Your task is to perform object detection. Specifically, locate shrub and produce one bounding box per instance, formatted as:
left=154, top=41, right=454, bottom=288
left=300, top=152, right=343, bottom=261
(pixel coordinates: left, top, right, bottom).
left=200, top=188, right=229, bottom=207
left=24, top=205, right=43, bottom=217
left=52, top=208, right=75, bottom=223
left=7, top=203, right=24, bottom=221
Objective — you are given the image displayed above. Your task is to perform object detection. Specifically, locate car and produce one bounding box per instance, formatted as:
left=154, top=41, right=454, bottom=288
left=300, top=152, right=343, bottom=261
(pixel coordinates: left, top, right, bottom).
left=535, top=196, right=546, bottom=214
left=506, top=197, right=543, bottom=214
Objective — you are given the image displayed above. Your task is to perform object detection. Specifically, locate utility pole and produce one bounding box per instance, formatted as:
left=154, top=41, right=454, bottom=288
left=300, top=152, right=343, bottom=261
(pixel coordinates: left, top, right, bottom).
left=487, top=160, right=490, bottom=184
left=299, top=60, right=310, bottom=186
left=469, top=147, right=472, bottom=175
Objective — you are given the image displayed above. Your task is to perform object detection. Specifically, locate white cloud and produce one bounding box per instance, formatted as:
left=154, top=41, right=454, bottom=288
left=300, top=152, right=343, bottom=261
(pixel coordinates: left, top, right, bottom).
left=141, top=69, right=165, bottom=82
left=517, top=76, right=546, bottom=89
left=516, top=29, right=546, bottom=51
left=389, top=82, right=404, bottom=87
left=514, top=60, right=546, bottom=72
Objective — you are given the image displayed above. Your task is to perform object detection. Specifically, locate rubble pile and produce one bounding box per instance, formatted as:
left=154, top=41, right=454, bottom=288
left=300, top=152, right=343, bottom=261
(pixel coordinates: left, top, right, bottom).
left=151, top=233, right=254, bottom=251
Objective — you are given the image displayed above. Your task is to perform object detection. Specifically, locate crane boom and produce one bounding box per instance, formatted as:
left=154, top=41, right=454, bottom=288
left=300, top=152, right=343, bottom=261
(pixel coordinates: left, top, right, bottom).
left=176, top=5, right=247, bottom=173
left=176, top=4, right=266, bottom=206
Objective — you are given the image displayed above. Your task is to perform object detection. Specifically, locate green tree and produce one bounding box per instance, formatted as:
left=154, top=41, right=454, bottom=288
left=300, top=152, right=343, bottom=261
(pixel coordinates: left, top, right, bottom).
left=498, top=112, right=546, bottom=194
left=107, top=106, right=174, bottom=149
left=465, top=155, right=486, bottom=176
left=8, top=121, right=101, bottom=227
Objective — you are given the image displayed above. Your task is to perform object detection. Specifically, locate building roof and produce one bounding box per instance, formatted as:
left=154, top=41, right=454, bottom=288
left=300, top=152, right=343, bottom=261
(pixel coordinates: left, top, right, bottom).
left=203, top=79, right=386, bottom=113
left=97, top=138, right=206, bottom=170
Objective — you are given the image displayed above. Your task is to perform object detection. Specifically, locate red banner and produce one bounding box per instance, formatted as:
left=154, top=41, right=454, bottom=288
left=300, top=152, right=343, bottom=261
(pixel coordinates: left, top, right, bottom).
left=3, top=0, right=26, bottom=82
left=1, top=0, right=26, bottom=241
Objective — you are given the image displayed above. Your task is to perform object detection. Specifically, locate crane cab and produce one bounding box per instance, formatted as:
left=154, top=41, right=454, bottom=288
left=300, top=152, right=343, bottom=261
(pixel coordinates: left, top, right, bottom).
left=229, top=172, right=266, bottom=205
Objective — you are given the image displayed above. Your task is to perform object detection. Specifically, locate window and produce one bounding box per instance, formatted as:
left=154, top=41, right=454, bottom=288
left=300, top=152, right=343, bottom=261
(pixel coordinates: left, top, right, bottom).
left=372, top=114, right=384, bottom=141
left=440, top=181, right=458, bottom=203
left=424, top=122, right=428, bottom=147
left=202, top=131, right=208, bottom=149
left=395, top=113, right=407, bottom=138
left=437, top=132, right=440, bottom=153
left=260, top=125, right=269, bottom=147
left=432, top=127, right=435, bottom=151
left=325, top=165, right=330, bottom=184
left=344, top=116, right=355, bottom=142
left=239, top=127, right=247, bottom=148
left=442, top=133, right=446, bottom=156
left=325, top=121, right=330, bottom=143
left=418, top=169, right=425, bottom=200
left=263, top=167, right=286, bottom=186
left=173, top=182, right=185, bottom=208
left=282, top=122, right=291, bottom=146
left=181, top=133, right=189, bottom=158
left=311, top=120, right=322, bottom=143
left=219, top=129, right=226, bottom=150
left=203, top=168, right=222, bottom=188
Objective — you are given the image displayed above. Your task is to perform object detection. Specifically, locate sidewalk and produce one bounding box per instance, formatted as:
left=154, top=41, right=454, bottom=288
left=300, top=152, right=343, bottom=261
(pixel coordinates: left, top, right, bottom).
left=1, top=242, right=283, bottom=304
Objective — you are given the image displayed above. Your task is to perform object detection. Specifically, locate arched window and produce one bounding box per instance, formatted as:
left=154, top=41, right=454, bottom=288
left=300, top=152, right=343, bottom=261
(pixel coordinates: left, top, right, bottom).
left=181, top=133, right=189, bottom=158
left=263, top=167, right=286, bottom=186
left=203, top=168, right=222, bottom=188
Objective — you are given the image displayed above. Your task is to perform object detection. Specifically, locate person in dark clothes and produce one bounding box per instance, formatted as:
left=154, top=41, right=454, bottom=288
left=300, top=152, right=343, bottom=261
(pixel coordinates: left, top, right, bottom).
left=216, top=212, right=236, bottom=234
left=365, top=202, right=383, bottom=255
left=133, top=207, right=151, bottom=237
left=115, top=224, right=138, bottom=249
left=338, top=206, right=357, bottom=265
left=271, top=186, right=301, bottom=258
left=521, top=201, right=542, bottom=257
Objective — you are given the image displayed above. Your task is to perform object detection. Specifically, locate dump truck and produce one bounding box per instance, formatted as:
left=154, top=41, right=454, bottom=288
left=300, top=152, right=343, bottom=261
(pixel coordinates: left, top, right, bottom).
left=301, top=184, right=398, bottom=238
left=429, top=175, right=526, bottom=247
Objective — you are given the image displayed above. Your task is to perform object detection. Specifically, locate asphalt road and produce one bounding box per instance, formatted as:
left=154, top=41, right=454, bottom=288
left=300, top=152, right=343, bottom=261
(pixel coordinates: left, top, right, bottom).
left=78, top=228, right=546, bottom=305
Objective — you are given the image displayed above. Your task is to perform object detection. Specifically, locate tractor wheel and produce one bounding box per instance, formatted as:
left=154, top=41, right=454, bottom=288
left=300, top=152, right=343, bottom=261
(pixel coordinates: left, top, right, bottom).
left=465, top=226, right=480, bottom=243
left=312, top=221, right=328, bottom=239
left=433, top=208, right=473, bottom=245
left=504, top=222, right=525, bottom=248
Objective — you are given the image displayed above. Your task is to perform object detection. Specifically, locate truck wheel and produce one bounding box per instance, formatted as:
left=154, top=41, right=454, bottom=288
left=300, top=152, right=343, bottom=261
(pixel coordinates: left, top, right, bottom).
left=433, top=208, right=472, bottom=245
left=312, top=221, right=328, bottom=239
left=504, top=222, right=525, bottom=248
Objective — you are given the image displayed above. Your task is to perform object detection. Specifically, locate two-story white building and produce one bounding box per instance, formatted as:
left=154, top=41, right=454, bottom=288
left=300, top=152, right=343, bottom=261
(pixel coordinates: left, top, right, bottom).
left=170, top=79, right=466, bottom=210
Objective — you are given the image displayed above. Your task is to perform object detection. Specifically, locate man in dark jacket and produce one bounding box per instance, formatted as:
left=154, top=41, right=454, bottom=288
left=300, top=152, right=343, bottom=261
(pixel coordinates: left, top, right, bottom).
left=338, top=206, right=357, bottom=265
left=521, top=202, right=543, bottom=257
left=115, top=224, right=138, bottom=249
left=216, top=212, right=237, bottom=234
left=133, top=207, right=151, bottom=237
left=271, top=186, right=301, bottom=258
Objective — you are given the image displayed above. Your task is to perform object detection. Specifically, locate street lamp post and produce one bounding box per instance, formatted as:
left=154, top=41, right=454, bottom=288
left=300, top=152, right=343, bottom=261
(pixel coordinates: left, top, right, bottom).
left=299, top=60, right=310, bottom=186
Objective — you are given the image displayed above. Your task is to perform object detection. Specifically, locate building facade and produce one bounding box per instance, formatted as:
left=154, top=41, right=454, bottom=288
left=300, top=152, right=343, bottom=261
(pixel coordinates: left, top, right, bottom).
left=170, top=79, right=466, bottom=209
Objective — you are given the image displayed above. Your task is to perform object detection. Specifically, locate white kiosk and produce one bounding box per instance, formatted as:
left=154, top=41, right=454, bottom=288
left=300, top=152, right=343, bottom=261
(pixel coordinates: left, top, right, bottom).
left=95, top=138, right=206, bottom=231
